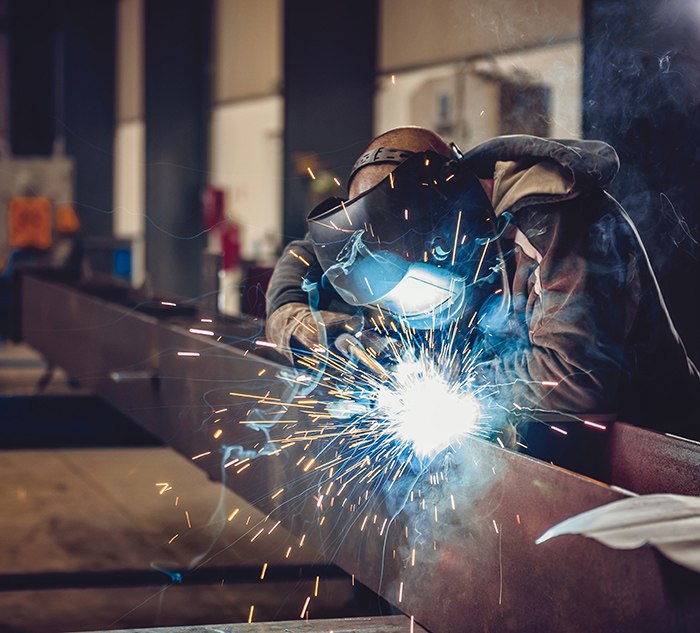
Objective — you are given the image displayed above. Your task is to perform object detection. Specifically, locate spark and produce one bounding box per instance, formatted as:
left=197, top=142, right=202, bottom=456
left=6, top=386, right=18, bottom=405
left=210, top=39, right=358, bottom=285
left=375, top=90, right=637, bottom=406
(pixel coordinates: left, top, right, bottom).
left=251, top=528, right=264, bottom=542
left=451, top=210, right=462, bottom=266
left=227, top=508, right=239, bottom=521
left=248, top=605, right=255, bottom=623
left=473, top=238, right=490, bottom=282
left=161, top=301, right=176, bottom=306
left=168, top=533, right=179, bottom=544
left=307, top=167, right=316, bottom=180
left=314, top=575, right=320, bottom=597
left=260, top=563, right=268, bottom=579
left=551, top=425, right=568, bottom=436
left=185, top=511, right=191, bottom=529
left=191, top=451, right=210, bottom=460
left=189, top=328, right=214, bottom=336
left=177, top=351, right=200, bottom=357
left=288, top=249, right=311, bottom=266
left=304, top=457, right=316, bottom=471
left=584, top=420, right=607, bottom=430
left=255, top=340, right=277, bottom=348
left=300, top=596, right=311, bottom=619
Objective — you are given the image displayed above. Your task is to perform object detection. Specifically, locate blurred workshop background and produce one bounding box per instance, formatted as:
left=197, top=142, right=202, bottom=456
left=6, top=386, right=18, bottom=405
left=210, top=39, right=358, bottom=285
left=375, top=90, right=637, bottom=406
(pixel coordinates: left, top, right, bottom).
left=1, top=0, right=699, bottom=632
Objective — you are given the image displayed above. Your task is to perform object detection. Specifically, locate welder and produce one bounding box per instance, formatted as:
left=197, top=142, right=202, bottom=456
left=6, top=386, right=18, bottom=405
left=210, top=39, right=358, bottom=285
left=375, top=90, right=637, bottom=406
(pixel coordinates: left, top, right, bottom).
left=266, top=127, right=700, bottom=439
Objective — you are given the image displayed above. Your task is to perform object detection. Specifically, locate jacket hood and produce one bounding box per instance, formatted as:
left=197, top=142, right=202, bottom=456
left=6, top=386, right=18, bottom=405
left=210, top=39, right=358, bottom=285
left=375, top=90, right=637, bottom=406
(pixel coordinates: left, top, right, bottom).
left=462, top=135, right=620, bottom=186
left=462, top=135, right=620, bottom=216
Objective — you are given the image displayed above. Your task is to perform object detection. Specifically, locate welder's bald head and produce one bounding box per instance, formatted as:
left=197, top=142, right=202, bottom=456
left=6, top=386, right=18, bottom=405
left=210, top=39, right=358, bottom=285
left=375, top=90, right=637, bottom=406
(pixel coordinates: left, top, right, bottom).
left=348, top=127, right=452, bottom=198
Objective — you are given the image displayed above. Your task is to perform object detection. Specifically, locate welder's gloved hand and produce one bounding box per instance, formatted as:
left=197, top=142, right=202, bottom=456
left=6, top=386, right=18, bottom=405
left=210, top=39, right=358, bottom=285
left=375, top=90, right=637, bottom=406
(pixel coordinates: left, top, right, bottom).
left=265, top=302, right=364, bottom=362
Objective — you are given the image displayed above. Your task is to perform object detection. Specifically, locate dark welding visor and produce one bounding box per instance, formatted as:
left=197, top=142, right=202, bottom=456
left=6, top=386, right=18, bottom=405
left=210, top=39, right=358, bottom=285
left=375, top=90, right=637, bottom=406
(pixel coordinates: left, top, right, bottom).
left=307, top=150, right=505, bottom=328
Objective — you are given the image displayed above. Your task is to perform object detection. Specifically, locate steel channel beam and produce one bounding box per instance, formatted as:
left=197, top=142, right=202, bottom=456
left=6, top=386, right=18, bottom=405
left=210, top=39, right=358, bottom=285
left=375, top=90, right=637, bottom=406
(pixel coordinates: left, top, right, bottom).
left=22, top=275, right=700, bottom=633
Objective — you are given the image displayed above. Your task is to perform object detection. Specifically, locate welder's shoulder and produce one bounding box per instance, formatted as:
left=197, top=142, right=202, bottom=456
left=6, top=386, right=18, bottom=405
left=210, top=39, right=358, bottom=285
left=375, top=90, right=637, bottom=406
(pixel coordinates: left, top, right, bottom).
left=463, top=135, right=620, bottom=189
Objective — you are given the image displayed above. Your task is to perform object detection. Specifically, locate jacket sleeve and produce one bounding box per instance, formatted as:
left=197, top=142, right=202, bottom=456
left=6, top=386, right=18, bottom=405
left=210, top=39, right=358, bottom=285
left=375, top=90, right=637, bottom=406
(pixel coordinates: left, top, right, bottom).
left=484, top=193, right=634, bottom=414
left=265, top=235, right=319, bottom=316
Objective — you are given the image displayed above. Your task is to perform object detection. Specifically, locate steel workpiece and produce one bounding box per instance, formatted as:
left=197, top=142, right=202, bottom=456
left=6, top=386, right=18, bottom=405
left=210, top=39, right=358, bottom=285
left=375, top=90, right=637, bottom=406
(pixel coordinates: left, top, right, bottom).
left=21, top=274, right=700, bottom=633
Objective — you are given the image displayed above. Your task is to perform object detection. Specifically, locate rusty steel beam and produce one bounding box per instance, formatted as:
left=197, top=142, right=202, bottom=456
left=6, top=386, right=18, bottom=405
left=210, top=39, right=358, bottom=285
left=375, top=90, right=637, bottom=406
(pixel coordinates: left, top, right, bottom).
left=22, top=275, right=700, bottom=633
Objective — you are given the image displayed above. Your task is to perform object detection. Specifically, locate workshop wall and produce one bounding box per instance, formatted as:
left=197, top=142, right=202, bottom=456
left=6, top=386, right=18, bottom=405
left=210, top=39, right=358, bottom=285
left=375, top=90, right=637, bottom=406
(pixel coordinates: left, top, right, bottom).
left=379, top=0, right=581, bottom=72
left=144, top=0, right=211, bottom=299
left=209, top=0, right=283, bottom=263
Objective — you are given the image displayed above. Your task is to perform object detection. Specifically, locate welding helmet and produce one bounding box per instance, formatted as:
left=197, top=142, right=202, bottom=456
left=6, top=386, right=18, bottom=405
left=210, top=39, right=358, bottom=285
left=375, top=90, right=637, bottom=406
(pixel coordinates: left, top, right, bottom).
left=307, top=149, right=507, bottom=329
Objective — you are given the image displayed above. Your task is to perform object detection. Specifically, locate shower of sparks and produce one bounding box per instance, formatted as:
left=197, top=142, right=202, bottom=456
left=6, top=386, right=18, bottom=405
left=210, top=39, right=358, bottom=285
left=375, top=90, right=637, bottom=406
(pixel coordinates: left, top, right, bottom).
left=211, top=307, right=506, bottom=549
left=175, top=227, right=590, bottom=623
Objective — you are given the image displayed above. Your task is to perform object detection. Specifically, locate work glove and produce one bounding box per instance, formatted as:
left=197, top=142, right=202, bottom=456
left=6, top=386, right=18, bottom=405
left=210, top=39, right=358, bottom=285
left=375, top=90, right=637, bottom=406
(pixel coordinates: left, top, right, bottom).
left=265, top=302, right=364, bottom=362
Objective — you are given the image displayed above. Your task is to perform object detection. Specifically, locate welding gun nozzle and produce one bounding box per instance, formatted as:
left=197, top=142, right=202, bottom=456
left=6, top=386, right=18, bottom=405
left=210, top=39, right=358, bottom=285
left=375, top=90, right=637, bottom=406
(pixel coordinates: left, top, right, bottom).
left=335, top=334, right=389, bottom=381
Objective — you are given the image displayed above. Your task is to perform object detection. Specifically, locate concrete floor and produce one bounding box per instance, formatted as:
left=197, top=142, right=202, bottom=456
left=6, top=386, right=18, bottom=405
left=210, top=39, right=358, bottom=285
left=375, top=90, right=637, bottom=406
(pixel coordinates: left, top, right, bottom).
left=0, top=343, right=378, bottom=632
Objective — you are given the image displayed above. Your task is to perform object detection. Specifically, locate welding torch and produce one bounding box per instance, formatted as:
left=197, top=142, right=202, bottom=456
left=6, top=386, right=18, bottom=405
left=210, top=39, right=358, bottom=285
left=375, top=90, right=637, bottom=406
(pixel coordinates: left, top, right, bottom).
left=334, top=333, right=390, bottom=381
